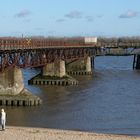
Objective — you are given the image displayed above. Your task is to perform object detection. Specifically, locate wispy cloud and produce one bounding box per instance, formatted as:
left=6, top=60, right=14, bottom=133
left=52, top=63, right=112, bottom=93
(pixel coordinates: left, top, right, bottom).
left=119, top=10, right=139, bottom=18
left=56, top=19, right=65, bottom=23
left=24, top=19, right=31, bottom=22
left=97, top=15, right=103, bottom=18
left=34, top=28, right=45, bottom=31
left=85, top=16, right=94, bottom=22
left=15, top=10, right=31, bottom=18
left=65, top=11, right=83, bottom=19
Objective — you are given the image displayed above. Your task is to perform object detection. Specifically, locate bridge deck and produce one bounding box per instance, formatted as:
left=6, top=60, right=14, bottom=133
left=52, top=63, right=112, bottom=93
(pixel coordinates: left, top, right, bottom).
left=0, top=37, right=97, bottom=50
left=1, top=37, right=140, bottom=50
left=0, top=45, right=98, bottom=51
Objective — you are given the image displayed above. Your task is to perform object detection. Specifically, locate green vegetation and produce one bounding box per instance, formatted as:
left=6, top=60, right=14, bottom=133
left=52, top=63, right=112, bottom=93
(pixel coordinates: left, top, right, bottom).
left=35, top=74, right=69, bottom=80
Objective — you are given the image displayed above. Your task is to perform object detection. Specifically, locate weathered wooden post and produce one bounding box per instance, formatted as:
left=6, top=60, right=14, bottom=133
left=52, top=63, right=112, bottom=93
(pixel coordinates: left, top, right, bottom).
left=136, top=55, right=140, bottom=69
left=133, top=54, right=140, bottom=69
left=133, top=54, right=136, bottom=69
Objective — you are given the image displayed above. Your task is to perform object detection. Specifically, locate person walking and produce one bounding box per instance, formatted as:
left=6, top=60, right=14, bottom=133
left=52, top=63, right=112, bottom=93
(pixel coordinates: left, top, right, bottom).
left=1, top=109, right=6, bottom=131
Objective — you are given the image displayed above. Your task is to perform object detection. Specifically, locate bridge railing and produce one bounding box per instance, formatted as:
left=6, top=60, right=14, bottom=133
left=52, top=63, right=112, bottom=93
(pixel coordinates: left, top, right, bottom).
left=0, top=38, right=97, bottom=50
left=97, top=42, right=140, bottom=48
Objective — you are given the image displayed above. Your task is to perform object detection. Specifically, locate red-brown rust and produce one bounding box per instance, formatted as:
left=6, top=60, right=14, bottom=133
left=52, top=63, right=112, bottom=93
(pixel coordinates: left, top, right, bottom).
left=0, top=37, right=96, bottom=50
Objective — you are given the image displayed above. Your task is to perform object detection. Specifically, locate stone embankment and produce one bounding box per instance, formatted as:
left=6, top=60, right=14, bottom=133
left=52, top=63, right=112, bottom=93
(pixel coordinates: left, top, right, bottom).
left=1, top=126, right=140, bottom=140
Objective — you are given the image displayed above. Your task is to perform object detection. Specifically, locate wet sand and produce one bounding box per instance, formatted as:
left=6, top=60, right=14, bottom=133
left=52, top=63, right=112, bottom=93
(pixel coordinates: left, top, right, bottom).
left=0, top=126, right=140, bottom=140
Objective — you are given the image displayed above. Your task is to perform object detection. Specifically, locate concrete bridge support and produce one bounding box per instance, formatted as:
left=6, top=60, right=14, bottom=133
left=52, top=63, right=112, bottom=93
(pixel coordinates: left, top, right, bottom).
left=66, top=56, right=93, bottom=75
left=42, top=59, right=66, bottom=77
left=0, top=67, right=24, bottom=95
left=29, top=59, right=78, bottom=86
left=29, top=57, right=93, bottom=86
left=86, top=56, right=92, bottom=72
left=0, top=67, right=42, bottom=106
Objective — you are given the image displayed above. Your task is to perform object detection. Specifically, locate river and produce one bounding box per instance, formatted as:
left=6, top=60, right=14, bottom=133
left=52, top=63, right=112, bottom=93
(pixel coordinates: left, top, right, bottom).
left=4, top=55, right=140, bottom=136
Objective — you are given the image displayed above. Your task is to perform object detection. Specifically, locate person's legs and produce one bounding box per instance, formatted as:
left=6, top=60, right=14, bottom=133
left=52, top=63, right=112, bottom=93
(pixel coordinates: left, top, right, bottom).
left=2, top=124, right=3, bottom=130
left=1, top=120, right=3, bottom=130
left=1, top=120, right=5, bottom=130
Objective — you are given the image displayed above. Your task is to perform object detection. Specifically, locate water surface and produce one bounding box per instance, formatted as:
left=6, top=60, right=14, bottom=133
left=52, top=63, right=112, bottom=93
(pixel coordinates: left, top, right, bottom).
left=5, top=56, right=140, bottom=136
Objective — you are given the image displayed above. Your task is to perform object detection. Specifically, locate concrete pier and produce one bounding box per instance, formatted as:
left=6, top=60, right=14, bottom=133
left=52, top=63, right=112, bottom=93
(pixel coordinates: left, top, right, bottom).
left=66, top=56, right=93, bottom=75
left=29, top=59, right=78, bottom=86
left=0, top=89, right=42, bottom=106
left=29, top=74, right=78, bottom=86
left=0, top=67, right=24, bottom=95
left=86, top=56, right=92, bottom=72
left=43, top=59, right=66, bottom=77
left=29, top=56, right=93, bottom=86
left=0, top=67, right=42, bottom=106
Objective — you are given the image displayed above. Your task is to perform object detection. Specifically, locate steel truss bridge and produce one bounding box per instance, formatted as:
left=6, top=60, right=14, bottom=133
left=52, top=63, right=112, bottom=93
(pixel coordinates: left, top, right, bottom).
left=0, top=37, right=97, bottom=72
left=0, top=37, right=140, bottom=72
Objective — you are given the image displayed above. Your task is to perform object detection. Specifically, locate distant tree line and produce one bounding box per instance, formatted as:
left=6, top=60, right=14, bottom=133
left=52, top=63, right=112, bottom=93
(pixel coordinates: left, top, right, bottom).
left=97, top=37, right=140, bottom=47
left=98, top=37, right=140, bottom=43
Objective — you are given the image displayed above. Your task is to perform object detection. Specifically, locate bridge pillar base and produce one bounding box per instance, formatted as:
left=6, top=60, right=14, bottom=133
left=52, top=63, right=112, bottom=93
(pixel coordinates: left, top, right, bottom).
left=86, top=56, right=92, bottom=72
left=28, top=74, right=78, bottom=86
left=0, top=67, right=42, bottom=106
left=29, top=59, right=79, bottom=86
left=0, top=89, right=42, bottom=106
left=42, top=59, right=66, bottom=77
left=66, top=56, right=93, bottom=75
left=0, top=67, right=24, bottom=95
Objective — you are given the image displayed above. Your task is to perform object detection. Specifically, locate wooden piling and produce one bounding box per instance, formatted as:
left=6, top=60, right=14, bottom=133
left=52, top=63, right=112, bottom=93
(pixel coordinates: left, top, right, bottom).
left=136, top=55, right=140, bottom=69
left=133, top=54, right=136, bottom=69
left=0, top=95, right=42, bottom=107
left=28, top=74, right=78, bottom=86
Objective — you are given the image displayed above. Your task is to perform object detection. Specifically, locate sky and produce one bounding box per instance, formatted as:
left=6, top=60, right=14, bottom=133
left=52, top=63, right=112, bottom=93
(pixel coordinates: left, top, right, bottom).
left=0, top=0, right=140, bottom=37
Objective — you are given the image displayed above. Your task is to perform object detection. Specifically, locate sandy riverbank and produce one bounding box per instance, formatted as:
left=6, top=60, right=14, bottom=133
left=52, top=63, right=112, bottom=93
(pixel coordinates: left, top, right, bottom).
left=0, top=126, right=140, bottom=140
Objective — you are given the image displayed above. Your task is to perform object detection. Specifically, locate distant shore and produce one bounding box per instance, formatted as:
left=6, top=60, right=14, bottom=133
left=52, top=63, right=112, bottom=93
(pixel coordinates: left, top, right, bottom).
left=1, top=126, right=140, bottom=140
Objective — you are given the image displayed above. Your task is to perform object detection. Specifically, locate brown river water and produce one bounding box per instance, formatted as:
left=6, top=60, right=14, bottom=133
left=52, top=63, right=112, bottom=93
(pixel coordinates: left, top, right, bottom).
left=3, top=56, right=140, bottom=136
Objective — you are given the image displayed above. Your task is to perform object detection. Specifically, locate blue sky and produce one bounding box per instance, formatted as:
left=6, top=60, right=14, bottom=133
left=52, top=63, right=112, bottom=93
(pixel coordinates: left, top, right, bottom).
left=0, top=0, right=140, bottom=37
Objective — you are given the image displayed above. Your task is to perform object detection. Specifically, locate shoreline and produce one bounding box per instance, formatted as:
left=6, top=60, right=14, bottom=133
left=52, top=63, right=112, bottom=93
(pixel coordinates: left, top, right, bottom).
left=1, top=126, right=140, bottom=140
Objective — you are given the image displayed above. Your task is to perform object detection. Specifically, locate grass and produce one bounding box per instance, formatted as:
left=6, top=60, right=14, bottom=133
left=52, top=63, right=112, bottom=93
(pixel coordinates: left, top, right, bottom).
left=35, top=74, right=69, bottom=80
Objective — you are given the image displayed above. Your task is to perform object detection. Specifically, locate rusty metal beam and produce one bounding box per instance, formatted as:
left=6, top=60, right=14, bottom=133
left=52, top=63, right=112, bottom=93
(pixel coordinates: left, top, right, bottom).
left=0, top=48, right=97, bottom=72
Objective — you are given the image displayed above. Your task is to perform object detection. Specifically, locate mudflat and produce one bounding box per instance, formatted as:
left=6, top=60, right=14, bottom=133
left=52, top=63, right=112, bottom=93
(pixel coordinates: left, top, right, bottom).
left=0, top=126, right=140, bottom=140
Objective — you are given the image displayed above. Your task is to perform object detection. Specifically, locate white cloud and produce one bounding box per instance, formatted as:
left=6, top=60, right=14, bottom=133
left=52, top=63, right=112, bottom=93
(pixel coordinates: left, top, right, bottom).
left=56, top=19, right=65, bottom=22
left=85, top=16, right=94, bottom=22
left=65, top=11, right=83, bottom=19
left=119, top=10, right=139, bottom=18
left=15, top=10, right=31, bottom=18
left=97, top=15, right=103, bottom=18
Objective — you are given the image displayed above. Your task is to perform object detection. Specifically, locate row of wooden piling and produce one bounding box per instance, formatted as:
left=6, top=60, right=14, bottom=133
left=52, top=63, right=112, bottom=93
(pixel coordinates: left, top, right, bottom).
left=29, top=78, right=78, bottom=86
left=0, top=97, right=42, bottom=106
left=28, top=75, right=78, bottom=86
left=67, top=71, right=92, bottom=75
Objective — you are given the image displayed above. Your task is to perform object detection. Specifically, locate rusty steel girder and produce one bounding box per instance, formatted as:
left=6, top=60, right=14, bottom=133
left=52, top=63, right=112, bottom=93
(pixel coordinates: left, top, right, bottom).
left=0, top=37, right=97, bottom=50
left=0, top=47, right=97, bottom=72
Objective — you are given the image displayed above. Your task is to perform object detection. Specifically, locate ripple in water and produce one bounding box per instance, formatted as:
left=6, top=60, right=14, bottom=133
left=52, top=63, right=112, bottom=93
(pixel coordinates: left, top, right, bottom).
left=5, top=56, right=140, bottom=136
